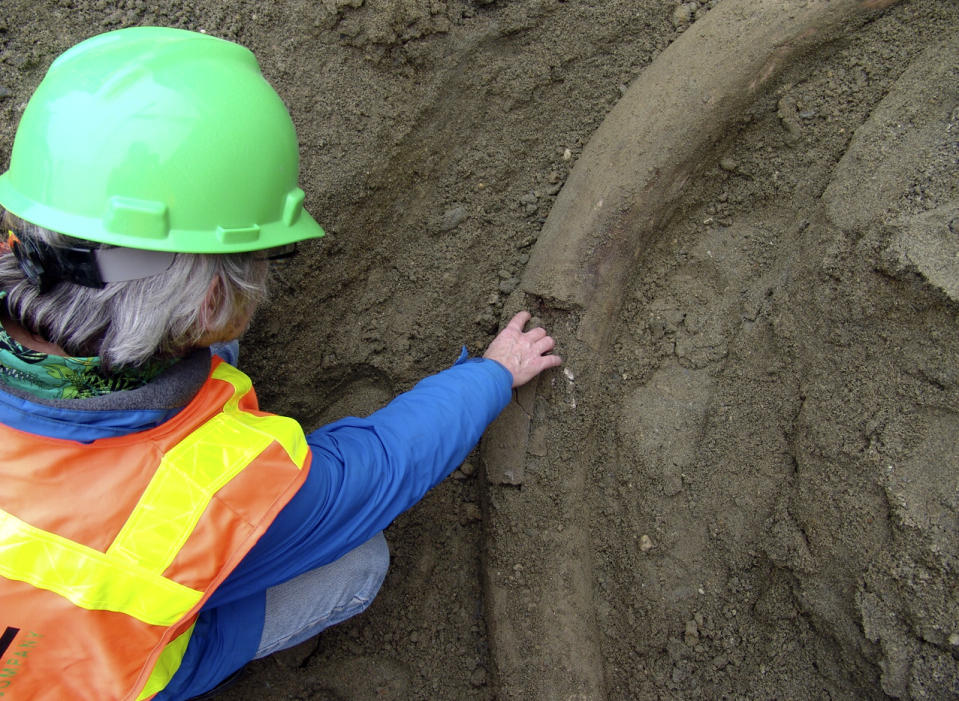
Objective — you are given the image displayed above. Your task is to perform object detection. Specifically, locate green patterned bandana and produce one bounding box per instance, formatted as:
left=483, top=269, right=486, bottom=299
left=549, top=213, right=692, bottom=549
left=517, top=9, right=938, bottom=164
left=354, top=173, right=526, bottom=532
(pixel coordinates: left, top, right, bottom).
left=0, top=320, right=175, bottom=400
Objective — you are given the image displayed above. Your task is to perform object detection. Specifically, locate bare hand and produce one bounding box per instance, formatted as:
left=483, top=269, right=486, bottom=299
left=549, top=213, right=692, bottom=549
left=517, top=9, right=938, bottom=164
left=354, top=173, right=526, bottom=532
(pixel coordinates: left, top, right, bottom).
left=483, top=311, right=563, bottom=388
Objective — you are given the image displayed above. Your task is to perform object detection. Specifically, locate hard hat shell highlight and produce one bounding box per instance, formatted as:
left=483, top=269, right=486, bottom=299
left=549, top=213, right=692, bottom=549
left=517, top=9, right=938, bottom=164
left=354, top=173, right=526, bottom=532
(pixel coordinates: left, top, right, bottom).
left=0, top=26, right=324, bottom=253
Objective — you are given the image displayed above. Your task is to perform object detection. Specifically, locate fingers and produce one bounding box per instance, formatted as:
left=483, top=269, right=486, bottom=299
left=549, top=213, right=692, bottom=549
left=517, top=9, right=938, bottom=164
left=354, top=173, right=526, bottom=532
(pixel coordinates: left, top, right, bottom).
left=484, top=309, right=563, bottom=387
left=508, top=312, right=555, bottom=358
left=526, top=326, right=548, bottom=342
left=506, top=310, right=532, bottom=332
left=533, top=333, right=554, bottom=354
left=539, top=353, right=563, bottom=370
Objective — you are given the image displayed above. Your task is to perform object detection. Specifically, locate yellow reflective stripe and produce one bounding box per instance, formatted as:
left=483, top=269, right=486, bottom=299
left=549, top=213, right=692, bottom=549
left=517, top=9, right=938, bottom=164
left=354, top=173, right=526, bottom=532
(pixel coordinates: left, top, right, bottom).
left=137, top=622, right=196, bottom=700
left=0, top=361, right=306, bottom=636
left=0, top=508, right=202, bottom=626
left=108, top=363, right=308, bottom=574
left=211, top=362, right=310, bottom=468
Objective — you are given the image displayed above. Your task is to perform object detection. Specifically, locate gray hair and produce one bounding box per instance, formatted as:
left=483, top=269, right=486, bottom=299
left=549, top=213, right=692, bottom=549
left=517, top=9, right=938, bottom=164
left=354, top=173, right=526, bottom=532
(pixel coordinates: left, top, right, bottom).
left=0, top=210, right=268, bottom=369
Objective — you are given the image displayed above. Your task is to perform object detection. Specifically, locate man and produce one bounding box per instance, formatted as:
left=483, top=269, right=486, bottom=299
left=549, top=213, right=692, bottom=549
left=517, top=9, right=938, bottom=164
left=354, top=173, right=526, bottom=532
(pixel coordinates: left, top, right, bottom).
left=0, top=27, right=560, bottom=700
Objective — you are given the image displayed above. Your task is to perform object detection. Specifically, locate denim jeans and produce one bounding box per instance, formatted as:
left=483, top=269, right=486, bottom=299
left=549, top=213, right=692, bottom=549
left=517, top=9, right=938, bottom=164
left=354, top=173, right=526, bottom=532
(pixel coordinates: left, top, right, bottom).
left=253, top=532, right=390, bottom=658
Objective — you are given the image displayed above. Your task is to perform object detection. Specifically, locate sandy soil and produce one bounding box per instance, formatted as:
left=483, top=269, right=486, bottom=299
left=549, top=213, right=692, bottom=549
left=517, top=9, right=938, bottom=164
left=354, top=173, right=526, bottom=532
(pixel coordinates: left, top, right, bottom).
left=2, top=1, right=957, bottom=699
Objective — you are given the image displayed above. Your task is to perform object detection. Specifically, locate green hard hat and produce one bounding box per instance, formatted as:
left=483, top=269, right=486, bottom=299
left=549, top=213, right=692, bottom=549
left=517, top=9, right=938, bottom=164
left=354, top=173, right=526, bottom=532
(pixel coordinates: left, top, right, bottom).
left=0, top=26, right=324, bottom=253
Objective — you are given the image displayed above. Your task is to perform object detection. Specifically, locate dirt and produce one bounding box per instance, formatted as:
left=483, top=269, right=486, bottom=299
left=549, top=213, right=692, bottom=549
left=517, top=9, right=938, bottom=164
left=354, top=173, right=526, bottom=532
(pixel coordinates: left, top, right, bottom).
left=2, top=1, right=957, bottom=700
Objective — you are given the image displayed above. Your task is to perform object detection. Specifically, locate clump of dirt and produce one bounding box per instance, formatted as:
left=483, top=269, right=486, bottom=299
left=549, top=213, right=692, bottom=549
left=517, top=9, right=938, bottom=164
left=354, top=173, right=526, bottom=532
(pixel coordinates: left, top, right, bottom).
left=2, top=1, right=957, bottom=699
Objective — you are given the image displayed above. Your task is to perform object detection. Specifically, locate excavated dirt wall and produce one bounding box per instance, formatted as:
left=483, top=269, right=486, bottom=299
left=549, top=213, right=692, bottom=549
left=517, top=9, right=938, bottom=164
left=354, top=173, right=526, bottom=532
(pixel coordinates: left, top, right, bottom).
left=2, top=1, right=957, bottom=698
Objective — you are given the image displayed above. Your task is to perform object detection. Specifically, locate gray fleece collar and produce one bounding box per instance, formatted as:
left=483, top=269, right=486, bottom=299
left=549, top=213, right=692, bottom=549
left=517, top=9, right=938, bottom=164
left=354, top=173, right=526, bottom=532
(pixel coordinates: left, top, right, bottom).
left=0, top=349, right=212, bottom=412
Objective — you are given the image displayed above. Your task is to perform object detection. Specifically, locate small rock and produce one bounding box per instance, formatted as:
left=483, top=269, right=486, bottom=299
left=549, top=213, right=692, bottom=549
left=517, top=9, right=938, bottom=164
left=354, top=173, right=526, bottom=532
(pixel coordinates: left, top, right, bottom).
left=719, top=156, right=738, bottom=172
left=470, top=666, right=488, bottom=688
left=666, top=637, right=687, bottom=662
left=777, top=95, right=803, bottom=144
left=438, top=205, right=467, bottom=231
left=460, top=503, right=482, bottom=524
left=562, top=148, right=572, bottom=161
left=671, top=662, right=690, bottom=684
left=639, top=534, right=655, bottom=552
left=474, top=311, right=496, bottom=328
left=684, top=619, right=700, bottom=646
left=672, top=3, right=693, bottom=28
left=459, top=461, right=476, bottom=477
left=662, top=469, right=683, bottom=496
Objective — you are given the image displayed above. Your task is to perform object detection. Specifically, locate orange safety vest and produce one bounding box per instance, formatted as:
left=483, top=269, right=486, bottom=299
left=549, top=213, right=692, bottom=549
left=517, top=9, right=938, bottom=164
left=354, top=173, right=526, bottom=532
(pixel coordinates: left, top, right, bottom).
left=0, top=357, right=310, bottom=700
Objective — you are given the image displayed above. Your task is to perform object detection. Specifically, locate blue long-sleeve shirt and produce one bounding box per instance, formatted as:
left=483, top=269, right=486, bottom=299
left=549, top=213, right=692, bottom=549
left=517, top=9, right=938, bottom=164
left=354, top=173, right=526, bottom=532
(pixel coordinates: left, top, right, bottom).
left=0, top=352, right=512, bottom=700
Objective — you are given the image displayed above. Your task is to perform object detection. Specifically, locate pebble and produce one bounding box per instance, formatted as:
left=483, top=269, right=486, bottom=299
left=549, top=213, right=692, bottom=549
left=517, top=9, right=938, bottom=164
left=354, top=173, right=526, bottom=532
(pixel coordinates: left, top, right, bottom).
left=499, top=277, right=519, bottom=294
left=438, top=205, right=467, bottom=231
left=474, top=312, right=497, bottom=330
left=460, top=503, right=482, bottom=524
left=470, top=666, right=488, bottom=688
left=639, top=534, right=655, bottom=552
left=684, top=619, right=700, bottom=646
left=719, top=157, right=738, bottom=172
left=562, top=148, right=572, bottom=161
left=671, top=662, right=690, bottom=683
left=666, top=637, right=687, bottom=662
left=671, top=3, right=693, bottom=28
left=0, top=85, right=11, bottom=99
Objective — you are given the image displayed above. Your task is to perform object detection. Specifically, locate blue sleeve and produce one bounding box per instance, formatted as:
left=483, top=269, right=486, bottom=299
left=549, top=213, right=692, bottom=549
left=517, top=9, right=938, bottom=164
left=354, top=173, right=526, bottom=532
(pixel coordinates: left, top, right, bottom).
left=204, top=355, right=512, bottom=606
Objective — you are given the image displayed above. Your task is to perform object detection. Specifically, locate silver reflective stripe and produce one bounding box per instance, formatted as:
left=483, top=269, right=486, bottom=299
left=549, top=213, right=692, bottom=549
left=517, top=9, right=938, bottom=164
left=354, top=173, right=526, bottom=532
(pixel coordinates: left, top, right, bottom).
left=95, top=247, right=177, bottom=283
